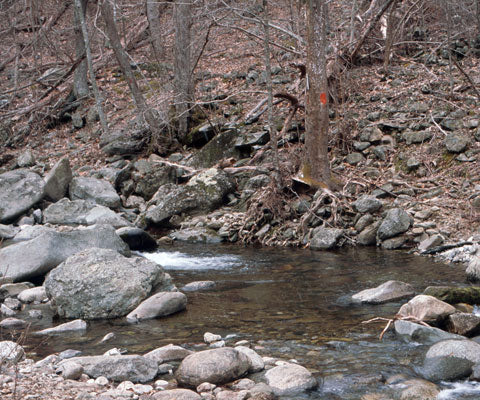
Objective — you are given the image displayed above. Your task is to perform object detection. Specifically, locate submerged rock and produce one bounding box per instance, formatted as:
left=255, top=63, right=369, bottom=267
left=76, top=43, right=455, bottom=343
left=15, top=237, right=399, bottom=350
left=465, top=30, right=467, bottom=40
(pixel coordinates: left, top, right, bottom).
left=352, top=280, right=415, bottom=304
left=394, top=320, right=465, bottom=344
left=126, top=292, right=187, bottom=322
left=34, top=319, right=87, bottom=335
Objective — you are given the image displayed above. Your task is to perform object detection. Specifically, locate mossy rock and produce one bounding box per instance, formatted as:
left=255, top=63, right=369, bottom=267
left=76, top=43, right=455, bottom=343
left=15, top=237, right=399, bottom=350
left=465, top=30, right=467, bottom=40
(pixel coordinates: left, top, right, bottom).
left=423, top=286, right=480, bottom=305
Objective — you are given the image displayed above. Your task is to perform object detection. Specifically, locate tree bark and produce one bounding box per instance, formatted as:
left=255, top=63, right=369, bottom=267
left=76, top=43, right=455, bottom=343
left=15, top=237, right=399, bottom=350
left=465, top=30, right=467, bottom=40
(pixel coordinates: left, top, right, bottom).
left=146, top=0, right=166, bottom=61
left=304, top=0, right=332, bottom=189
left=73, top=0, right=89, bottom=99
left=75, top=0, right=109, bottom=135
left=174, top=0, right=193, bottom=141
left=100, top=0, right=171, bottom=153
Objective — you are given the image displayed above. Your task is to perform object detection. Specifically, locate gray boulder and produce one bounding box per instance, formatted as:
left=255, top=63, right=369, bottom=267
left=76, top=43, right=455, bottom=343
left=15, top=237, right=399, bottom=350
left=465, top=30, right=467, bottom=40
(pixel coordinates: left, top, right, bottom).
left=352, top=280, right=414, bottom=304
left=309, top=227, right=343, bottom=250
left=352, top=195, right=382, bottom=213
left=132, top=158, right=177, bottom=201
left=55, top=360, right=84, bottom=380
left=69, top=177, right=121, bottom=208
left=447, top=313, right=480, bottom=337
left=67, top=355, right=158, bottom=383
left=150, top=389, right=201, bottom=400
left=181, top=281, right=216, bottom=292
left=145, top=168, right=234, bottom=226
left=396, top=295, right=456, bottom=324
left=395, top=320, right=465, bottom=344
left=0, top=224, right=19, bottom=240
left=17, top=149, right=35, bottom=167
left=169, top=228, right=222, bottom=244
left=45, top=247, right=172, bottom=319
left=100, top=128, right=148, bottom=156
left=126, top=292, right=187, bottom=323
left=357, top=221, right=380, bottom=246
left=34, top=319, right=87, bottom=335
left=188, top=129, right=242, bottom=168
left=0, top=225, right=129, bottom=281
left=116, top=227, right=157, bottom=250
left=12, top=225, right=55, bottom=242
left=17, top=286, right=47, bottom=303
left=144, top=344, right=193, bottom=364
left=234, top=346, right=264, bottom=373
left=466, top=256, right=480, bottom=282
left=422, top=339, right=480, bottom=381
left=175, top=347, right=251, bottom=387
left=444, top=133, right=469, bottom=153
left=43, top=157, right=72, bottom=201
left=264, top=362, right=317, bottom=396
left=43, top=198, right=130, bottom=228
left=0, top=169, right=45, bottom=223
left=398, top=379, right=439, bottom=400
left=377, top=208, right=412, bottom=240
left=0, top=340, right=25, bottom=363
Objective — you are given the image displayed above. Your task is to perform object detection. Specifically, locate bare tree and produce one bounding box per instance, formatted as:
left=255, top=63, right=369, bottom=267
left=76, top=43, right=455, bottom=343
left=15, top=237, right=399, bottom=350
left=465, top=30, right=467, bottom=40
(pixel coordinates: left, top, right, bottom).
left=304, top=0, right=333, bottom=189
left=174, top=0, right=194, bottom=141
left=73, top=0, right=89, bottom=100
left=100, top=0, right=171, bottom=153
left=146, top=0, right=166, bottom=61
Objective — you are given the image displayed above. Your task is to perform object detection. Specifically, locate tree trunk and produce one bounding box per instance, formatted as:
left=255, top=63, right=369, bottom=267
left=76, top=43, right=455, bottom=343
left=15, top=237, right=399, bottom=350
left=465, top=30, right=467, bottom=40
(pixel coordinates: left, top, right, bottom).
left=174, top=0, right=193, bottom=141
left=146, top=0, right=165, bottom=61
left=304, top=0, right=332, bottom=189
left=100, top=0, right=170, bottom=153
left=73, top=0, right=89, bottom=99
left=75, top=0, right=109, bottom=135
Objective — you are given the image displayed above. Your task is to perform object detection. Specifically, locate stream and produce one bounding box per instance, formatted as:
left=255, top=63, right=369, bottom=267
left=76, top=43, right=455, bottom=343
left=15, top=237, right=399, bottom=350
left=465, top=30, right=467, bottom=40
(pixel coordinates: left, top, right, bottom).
left=16, top=244, right=480, bottom=399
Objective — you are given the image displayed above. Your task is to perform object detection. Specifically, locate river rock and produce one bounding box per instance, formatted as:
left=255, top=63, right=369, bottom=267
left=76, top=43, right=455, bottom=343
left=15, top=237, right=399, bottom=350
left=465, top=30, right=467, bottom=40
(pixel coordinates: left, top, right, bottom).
left=0, top=282, right=34, bottom=297
left=132, top=158, right=177, bottom=201
left=447, top=313, right=480, bottom=337
left=0, top=318, right=27, bottom=329
left=150, top=389, right=201, bottom=400
left=466, top=257, right=480, bottom=282
left=418, top=234, right=444, bottom=252
left=357, top=221, right=380, bottom=246
left=423, top=286, right=480, bottom=305
left=1, top=304, right=16, bottom=316
left=45, top=247, right=172, bottom=319
left=309, top=227, right=343, bottom=250
left=352, top=280, right=415, bottom=304
left=396, top=295, right=456, bottom=324
left=0, top=225, right=129, bottom=282
left=55, top=360, right=84, bottom=380
left=145, top=168, right=234, bottom=226
left=12, top=225, right=55, bottom=241
left=182, top=281, right=216, bottom=292
left=399, top=379, right=439, bottom=400
left=0, top=224, right=19, bottom=240
left=69, top=177, right=121, bottom=208
left=67, top=355, right=158, bottom=383
left=126, top=292, right=187, bottom=322
left=394, top=320, right=465, bottom=344
left=235, top=345, right=264, bottom=372
left=354, top=214, right=374, bottom=232
left=0, top=169, right=45, bottom=223
left=175, top=347, right=251, bottom=387
left=352, top=195, right=382, bottom=213
left=264, top=362, right=317, bottom=396
left=144, top=344, right=193, bottom=364
left=100, top=127, right=148, bottom=156
left=17, top=286, right=47, bottom=303
left=422, top=339, right=480, bottom=381
left=169, top=227, right=222, bottom=243
left=34, top=319, right=87, bottom=335
left=377, top=208, right=412, bottom=240
left=188, top=129, right=242, bottom=168
left=0, top=340, right=25, bottom=363
left=44, top=157, right=72, bottom=201
left=116, top=227, right=157, bottom=250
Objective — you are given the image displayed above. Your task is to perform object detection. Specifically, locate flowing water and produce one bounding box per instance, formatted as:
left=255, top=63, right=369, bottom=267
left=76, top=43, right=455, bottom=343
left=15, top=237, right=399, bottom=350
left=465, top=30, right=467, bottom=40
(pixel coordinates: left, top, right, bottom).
left=13, top=244, right=480, bottom=399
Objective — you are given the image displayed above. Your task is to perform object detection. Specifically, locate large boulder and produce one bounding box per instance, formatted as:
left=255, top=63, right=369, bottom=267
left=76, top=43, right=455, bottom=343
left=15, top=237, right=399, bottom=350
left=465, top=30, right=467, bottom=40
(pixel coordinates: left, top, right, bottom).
left=264, top=362, right=317, bottom=396
left=0, top=340, right=25, bottom=363
left=352, top=195, right=382, bottom=214
left=116, top=227, right=157, bottom=250
left=44, top=247, right=173, bottom=319
left=69, top=177, right=121, bottom=208
left=144, top=344, right=193, bottom=364
left=100, top=128, right=148, bottom=156
left=175, top=347, right=251, bottom=387
left=377, top=208, right=413, bottom=240
left=352, top=280, right=415, bottom=304
left=44, top=198, right=131, bottom=228
left=0, top=225, right=129, bottom=281
left=0, top=169, right=45, bottom=223
left=309, top=227, right=343, bottom=250
left=145, top=168, right=234, bottom=226
left=394, top=320, right=465, bottom=345
left=447, top=313, right=480, bottom=337
left=43, top=157, right=72, bottom=201
left=422, top=339, right=480, bottom=381
left=396, top=295, right=456, bottom=324
left=423, top=286, right=480, bottom=305
left=131, top=158, right=177, bottom=201
left=66, top=355, right=158, bottom=383
left=126, top=292, right=187, bottom=322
